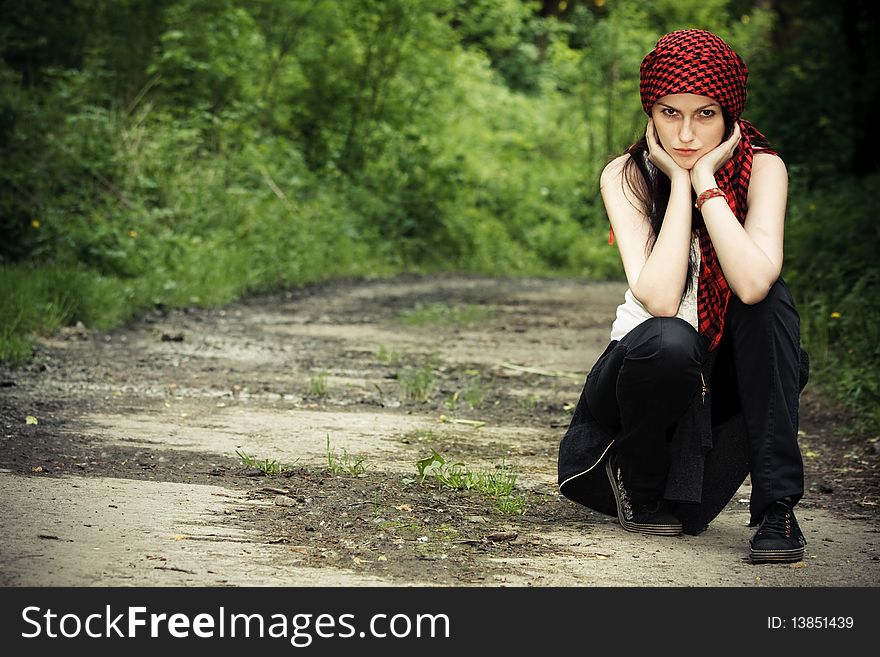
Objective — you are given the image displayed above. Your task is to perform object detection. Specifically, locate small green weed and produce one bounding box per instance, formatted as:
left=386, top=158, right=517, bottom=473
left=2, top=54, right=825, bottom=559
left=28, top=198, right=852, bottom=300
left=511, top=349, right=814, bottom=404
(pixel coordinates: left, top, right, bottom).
left=309, top=369, right=328, bottom=397
left=326, top=435, right=367, bottom=476
left=377, top=345, right=403, bottom=366
left=445, top=370, right=493, bottom=410
left=461, top=372, right=493, bottom=409
left=416, top=450, right=525, bottom=515
left=236, top=449, right=295, bottom=476
left=399, top=364, right=436, bottom=402
left=495, top=495, right=527, bottom=515
left=519, top=394, right=538, bottom=413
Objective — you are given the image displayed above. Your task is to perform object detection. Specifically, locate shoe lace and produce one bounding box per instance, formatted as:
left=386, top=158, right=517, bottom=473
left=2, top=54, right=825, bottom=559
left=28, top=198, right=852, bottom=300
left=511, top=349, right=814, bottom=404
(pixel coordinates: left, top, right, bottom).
left=614, top=465, right=633, bottom=520
left=758, top=504, right=794, bottom=538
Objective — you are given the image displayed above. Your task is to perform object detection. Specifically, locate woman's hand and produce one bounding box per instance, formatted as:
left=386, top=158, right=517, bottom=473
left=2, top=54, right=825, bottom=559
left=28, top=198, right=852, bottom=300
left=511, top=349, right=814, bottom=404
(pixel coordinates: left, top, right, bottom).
left=645, top=118, right=689, bottom=183
left=691, top=121, right=741, bottom=182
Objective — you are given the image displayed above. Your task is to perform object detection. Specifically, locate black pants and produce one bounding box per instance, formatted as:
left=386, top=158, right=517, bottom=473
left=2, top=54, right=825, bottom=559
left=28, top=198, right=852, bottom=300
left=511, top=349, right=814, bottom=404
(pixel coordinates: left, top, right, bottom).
left=585, top=280, right=804, bottom=519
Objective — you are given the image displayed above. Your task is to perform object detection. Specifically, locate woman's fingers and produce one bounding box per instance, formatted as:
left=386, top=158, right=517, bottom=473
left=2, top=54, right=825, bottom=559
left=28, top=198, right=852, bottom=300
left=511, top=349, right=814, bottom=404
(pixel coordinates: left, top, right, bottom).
left=725, top=123, right=742, bottom=160
left=726, top=122, right=742, bottom=154
left=698, top=122, right=743, bottom=174
left=645, top=118, right=689, bottom=180
left=645, top=119, right=665, bottom=163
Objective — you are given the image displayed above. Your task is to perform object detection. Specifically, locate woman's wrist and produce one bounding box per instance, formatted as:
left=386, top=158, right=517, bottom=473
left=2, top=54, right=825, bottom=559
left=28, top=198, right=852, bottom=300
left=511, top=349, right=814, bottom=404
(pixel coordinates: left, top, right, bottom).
left=669, top=172, right=692, bottom=189
left=695, top=188, right=727, bottom=211
left=690, top=168, right=717, bottom=194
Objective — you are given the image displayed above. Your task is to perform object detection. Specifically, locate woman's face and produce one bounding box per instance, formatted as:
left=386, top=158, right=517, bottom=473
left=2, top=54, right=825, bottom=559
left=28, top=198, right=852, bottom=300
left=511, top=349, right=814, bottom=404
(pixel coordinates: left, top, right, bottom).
left=650, top=93, right=726, bottom=170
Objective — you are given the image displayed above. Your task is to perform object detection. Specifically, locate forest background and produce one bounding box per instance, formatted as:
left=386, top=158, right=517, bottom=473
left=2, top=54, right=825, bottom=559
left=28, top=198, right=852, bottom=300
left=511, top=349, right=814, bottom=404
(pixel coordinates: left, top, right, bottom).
left=1, top=0, right=877, bottom=431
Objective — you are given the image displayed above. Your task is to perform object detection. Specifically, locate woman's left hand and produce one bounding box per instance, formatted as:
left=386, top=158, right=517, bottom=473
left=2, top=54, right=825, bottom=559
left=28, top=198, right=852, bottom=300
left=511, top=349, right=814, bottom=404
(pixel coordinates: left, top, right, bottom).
left=691, top=121, right=741, bottom=181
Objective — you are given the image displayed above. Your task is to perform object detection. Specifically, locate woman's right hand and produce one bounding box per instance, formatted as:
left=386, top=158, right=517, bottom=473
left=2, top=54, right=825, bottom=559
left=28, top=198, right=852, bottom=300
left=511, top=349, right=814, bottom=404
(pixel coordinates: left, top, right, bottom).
left=645, top=119, right=689, bottom=183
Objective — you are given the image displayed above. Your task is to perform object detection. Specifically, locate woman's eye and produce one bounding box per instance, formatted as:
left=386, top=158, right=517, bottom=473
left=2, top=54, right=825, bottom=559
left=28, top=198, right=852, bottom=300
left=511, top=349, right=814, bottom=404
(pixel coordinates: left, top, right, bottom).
left=700, top=109, right=716, bottom=117
left=662, top=108, right=677, bottom=116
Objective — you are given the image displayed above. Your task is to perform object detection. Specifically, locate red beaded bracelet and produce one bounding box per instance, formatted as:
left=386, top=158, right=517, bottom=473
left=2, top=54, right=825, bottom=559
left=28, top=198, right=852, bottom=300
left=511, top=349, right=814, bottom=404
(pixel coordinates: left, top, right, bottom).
left=695, top=187, right=726, bottom=211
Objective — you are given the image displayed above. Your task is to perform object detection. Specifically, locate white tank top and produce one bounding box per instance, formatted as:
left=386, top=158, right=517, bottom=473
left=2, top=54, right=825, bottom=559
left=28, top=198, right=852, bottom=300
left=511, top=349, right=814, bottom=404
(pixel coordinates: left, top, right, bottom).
left=610, top=236, right=701, bottom=341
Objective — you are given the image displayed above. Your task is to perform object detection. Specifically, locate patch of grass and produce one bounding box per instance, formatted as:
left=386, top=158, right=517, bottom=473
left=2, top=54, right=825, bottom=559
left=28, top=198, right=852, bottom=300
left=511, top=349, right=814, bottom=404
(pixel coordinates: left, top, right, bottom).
left=309, top=369, right=329, bottom=397
left=326, top=435, right=367, bottom=476
left=519, top=394, right=538, bottom=413
left=235, top=449, right=296, bottom=476
left=416, top=450, right=526, bottom=515
left=461, top=371, right=493, bottom=409
left=399, top=364, right=436, bottom=402
left=396, top=302, right=491, bottom=327
left=0, top=264, right=134, bottom=364
left=445, top=371, right=493, bottom=410
left=377, top=345, right=403, bottom=366
left=495, top=495, right=527, bottom=515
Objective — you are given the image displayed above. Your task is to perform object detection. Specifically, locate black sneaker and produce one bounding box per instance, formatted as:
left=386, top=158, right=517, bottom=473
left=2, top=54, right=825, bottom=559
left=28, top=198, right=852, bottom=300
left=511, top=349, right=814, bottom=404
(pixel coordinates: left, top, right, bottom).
left=749, top=500, right=806, bottom=564
left=605, top=456, right=682, bottom=536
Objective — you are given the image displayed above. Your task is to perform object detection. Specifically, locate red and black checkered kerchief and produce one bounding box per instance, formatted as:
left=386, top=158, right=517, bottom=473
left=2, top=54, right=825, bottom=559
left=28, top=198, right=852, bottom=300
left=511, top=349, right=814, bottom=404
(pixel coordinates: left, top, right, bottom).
left=640, top=30, right=775, bottom=350
left=640, top=29, right=747, bottom=119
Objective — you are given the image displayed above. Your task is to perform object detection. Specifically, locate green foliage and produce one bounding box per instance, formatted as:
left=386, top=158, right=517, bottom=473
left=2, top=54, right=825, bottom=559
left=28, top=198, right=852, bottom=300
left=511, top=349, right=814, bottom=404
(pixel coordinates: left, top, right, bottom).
left=326, top=435, right=368, bottom=476
left=446, top=371, right=494, bottom=411
left=519, top=394, right=539, bottom=413
left=0, top=264, right=133, bottom=363
left=399, top=364, right=437, bottom=403
left=236, top=448, right=296, bottom=476
left=377, top=345, right=404, bottom=366
left=784, top=176, right=880, bottom=428
left=308, top=369, right=329, bottom=398
left=452, top=0, right=551, bottom=93
left=416, top=450, right=525, bottom=514
left=150, top=0, right=264, bottom=115
left=746, top=0, right=876, bottom=180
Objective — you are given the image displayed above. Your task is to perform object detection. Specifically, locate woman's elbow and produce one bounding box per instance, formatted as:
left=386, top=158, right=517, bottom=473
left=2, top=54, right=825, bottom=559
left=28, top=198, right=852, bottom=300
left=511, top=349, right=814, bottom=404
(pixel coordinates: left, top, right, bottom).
left=632, top=285, right=681, bottom=317
left=733, top=280, right=774, bottom=305
left=729, top=257, right=781, bottom=305
left=641, top=297, right=681, bottom=317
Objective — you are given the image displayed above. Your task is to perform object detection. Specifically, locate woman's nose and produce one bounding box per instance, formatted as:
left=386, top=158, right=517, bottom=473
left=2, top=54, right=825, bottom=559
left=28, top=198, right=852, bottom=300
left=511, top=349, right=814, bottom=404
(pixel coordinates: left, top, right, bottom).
left=679, top=120, right=695, bottom=142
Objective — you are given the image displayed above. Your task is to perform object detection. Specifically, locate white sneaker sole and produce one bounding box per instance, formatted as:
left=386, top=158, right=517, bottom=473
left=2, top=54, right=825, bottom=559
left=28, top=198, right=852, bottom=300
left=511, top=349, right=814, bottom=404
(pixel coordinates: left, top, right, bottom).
left=749, top=546, right=805, bottom=563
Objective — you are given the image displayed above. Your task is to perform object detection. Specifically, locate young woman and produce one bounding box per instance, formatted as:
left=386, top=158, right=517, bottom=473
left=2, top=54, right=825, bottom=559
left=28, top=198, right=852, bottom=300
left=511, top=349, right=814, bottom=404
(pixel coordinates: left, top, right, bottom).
left=557, top=30, right=809, bottom=564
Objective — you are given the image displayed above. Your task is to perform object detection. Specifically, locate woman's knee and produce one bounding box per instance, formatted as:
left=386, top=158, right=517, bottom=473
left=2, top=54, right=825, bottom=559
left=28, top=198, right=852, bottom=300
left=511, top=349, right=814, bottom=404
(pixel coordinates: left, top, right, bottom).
left=624, top=317, right=700, bottom=356
left=622, top=317, right=704, bottom=371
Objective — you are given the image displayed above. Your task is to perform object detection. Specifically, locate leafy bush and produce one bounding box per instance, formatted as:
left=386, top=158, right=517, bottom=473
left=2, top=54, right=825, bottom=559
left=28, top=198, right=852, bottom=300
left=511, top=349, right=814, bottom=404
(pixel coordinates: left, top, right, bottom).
left=784, top=176, right=880, bottom=427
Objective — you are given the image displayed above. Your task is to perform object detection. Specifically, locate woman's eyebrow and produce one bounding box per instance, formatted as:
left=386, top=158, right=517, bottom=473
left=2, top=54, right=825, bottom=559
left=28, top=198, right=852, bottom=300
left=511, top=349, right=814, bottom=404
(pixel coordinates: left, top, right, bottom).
left=657, top=101, right=721, bottom=111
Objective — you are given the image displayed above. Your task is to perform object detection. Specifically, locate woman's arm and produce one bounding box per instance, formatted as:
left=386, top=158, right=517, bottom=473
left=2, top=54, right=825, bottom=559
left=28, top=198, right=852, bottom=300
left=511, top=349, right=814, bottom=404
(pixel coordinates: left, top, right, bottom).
left=600, top=123, right=694, bottom=316
left=691, top=151, right=787, bottom=304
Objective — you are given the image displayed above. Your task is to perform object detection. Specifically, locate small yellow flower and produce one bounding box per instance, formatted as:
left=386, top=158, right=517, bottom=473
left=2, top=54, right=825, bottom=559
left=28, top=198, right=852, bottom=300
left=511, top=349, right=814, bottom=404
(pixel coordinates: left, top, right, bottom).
left=128, top=229, right=138, bottom=238
left=830, top=311, right=842, bottom=319
left=31, top=219, right=40, bottom=229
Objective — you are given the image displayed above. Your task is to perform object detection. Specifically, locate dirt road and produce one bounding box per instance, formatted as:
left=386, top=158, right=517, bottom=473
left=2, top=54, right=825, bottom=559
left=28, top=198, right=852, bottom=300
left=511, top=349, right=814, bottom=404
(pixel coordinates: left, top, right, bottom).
left=1, top=274, right=878, bottom=586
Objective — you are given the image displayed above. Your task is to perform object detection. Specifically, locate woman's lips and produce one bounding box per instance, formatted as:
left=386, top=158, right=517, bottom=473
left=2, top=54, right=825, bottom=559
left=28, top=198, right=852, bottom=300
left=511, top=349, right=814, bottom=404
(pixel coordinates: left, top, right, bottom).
left=675, top=148, right=697, bottom=156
